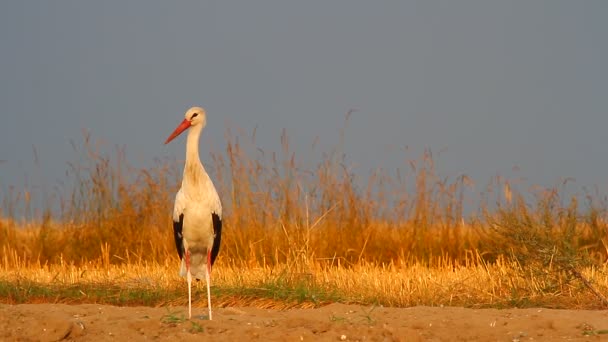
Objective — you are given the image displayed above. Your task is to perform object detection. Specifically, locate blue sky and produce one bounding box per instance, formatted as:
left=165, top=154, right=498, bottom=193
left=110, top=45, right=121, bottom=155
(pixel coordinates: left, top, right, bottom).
left=1, top=1, right=607, bottom=212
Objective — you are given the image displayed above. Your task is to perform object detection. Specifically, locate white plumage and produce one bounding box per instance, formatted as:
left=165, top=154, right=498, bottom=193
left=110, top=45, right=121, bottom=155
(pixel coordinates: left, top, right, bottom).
left=165, top=106, right=222, bottom=320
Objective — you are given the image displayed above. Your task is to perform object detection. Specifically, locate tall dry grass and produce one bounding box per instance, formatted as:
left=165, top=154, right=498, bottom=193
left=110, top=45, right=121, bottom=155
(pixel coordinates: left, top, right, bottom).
left=2, top=122, right=608, bottom=307
left=2, top=125, right=608, bottom=268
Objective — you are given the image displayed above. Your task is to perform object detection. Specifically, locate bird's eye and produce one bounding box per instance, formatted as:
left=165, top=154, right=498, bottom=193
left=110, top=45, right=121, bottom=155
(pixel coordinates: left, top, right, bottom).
left=191, top=113, right=198, bottom=119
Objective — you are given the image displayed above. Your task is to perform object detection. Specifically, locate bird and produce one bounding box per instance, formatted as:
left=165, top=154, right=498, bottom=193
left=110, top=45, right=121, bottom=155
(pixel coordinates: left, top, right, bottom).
left=164, top=106, right=222, bottom=320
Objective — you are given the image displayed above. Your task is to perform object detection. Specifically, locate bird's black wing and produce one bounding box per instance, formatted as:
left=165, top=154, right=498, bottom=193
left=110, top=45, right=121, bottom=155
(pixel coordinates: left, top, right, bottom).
left=173, top=213, right=185, bottom=260
left=210, top=212, right=222, bottom=267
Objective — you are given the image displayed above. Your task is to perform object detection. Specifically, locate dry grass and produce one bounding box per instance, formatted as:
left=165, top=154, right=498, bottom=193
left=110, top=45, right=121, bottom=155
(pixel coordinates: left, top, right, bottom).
left=2, top=254, right=607, bottom=309
left=2, top=122, right=608, bottom=309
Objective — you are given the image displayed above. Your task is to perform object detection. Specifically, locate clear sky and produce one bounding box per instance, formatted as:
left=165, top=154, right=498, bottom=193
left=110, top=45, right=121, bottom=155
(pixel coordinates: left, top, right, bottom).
left=1, top=1, right=607, bottom=210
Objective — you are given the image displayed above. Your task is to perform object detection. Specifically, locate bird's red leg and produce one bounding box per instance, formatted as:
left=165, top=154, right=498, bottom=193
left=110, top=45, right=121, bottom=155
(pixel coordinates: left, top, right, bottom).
left=205, top=251, right=213, bottom=320
left=186, top=250, right=192, bottom=319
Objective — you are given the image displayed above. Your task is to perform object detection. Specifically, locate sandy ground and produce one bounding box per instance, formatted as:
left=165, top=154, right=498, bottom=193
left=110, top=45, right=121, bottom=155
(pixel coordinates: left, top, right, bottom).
left=1, top=303, right=608, bottom=341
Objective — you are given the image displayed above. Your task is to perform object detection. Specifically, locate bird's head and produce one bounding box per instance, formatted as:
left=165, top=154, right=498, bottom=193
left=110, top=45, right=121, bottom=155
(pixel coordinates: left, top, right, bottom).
left=165, top=107, right=207, bottom=144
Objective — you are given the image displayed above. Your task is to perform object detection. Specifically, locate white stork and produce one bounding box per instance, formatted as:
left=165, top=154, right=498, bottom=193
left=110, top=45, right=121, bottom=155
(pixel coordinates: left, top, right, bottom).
left=164, top=106, right=222, bottom=320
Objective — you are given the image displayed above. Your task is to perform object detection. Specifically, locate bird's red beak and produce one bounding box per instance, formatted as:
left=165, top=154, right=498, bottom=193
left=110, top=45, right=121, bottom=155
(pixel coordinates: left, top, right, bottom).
left=164, top=119, right=192, bottom=144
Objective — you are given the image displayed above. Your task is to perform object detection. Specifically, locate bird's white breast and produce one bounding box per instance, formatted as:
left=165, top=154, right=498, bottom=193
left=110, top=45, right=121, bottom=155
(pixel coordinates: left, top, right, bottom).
left=173, top=174, right=222, bottom=252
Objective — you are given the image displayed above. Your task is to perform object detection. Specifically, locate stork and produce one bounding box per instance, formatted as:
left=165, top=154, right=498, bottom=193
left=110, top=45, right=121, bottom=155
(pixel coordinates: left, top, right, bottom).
left=164, top=106, right=222, bottom=320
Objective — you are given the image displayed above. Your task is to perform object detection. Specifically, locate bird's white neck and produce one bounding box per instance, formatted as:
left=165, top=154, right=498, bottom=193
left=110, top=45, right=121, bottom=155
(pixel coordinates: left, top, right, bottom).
left=183, top=124, right=208, bottom=190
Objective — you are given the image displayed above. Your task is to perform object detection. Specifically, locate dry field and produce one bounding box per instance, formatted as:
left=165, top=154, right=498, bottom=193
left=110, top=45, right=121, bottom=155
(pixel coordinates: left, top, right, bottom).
left=2, top=259, right=608, bottom=340
left=2, top=128, right=608, bottom=340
